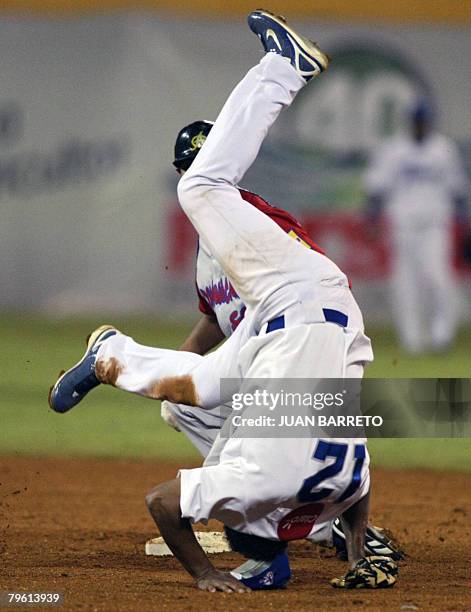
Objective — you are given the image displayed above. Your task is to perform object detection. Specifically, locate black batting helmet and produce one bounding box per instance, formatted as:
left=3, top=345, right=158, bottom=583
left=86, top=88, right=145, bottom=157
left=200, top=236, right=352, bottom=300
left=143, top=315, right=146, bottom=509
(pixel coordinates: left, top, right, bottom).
left=173, top=120, right=214, bottom=171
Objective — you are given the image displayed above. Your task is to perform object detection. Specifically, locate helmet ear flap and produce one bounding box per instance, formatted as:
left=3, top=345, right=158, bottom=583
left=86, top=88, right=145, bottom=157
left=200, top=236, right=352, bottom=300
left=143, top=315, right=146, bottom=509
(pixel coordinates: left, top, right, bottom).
left=173, top=158, right=193, bottom=172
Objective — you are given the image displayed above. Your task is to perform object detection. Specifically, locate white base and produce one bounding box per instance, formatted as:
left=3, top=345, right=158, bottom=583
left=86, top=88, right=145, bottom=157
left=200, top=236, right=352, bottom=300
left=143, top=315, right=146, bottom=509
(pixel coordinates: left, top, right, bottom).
left=145, top=531, right=231, bottom=556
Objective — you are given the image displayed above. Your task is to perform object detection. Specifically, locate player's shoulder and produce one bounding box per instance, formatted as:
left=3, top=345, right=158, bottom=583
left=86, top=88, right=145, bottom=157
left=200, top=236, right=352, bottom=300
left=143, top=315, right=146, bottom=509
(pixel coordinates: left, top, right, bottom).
left=238, top=188, right=297, bottom=223
left=239, top=188, right=273, bottom=211
left=238, top=187, right=324, bottom=253
left=371, top=135, right=407, bottom=162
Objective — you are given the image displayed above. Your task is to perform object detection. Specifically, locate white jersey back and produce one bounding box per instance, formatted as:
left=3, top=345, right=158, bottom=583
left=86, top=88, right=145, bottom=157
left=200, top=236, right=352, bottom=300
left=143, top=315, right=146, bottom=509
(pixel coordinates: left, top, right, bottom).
left=365, top=133, right=467, bottom=229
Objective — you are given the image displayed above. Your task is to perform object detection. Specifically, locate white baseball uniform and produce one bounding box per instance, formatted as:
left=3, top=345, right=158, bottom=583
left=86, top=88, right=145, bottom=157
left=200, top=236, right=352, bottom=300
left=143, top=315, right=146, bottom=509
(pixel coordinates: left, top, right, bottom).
left=164, top=190, right=336, bottom=542
left=164, top=190, right=325, bottom=453
left=366, top=133, right=468, bottom=353
left=96, top=53, right=373, bottom=539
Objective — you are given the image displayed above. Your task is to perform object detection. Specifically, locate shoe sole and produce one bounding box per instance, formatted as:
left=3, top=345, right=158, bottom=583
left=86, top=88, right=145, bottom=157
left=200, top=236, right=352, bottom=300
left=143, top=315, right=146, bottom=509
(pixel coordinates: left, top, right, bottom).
left=254, top=8, right=330, bottom=71
left=48, top=324, right=117, bottom=409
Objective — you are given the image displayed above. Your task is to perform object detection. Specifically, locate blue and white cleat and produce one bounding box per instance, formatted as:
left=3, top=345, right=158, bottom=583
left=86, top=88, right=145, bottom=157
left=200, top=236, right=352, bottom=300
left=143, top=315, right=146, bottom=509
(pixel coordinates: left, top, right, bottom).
left=230, top=552, right=291, bottom=590
left=48, top=325, right=118, bottom=414
left=248, top=9, right=330, bottom=81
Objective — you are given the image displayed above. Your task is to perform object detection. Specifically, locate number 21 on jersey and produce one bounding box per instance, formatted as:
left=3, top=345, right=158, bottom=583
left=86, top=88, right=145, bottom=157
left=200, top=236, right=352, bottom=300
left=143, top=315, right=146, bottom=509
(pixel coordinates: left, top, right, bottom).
left=297, top=440, right=366, bottom=504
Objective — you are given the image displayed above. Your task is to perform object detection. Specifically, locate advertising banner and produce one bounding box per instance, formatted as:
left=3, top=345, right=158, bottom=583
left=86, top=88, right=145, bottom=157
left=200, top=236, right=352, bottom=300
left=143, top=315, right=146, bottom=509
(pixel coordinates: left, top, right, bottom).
left=1, top=15, right=470, bottom=316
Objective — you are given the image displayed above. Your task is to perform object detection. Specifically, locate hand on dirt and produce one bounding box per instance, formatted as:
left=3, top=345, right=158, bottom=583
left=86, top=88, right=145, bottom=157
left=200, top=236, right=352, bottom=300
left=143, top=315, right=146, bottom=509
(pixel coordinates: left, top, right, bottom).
left=196, top=569, right=251, bottom=593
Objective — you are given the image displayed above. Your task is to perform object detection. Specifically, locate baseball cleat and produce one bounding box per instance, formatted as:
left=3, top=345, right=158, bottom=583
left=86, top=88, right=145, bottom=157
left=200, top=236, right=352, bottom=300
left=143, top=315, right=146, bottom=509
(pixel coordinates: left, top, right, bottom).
left=48, top=325, right=118, bottom=413
left=332, top=518, right=405, bottom=561
left=231, top=552, right=291, bottom=590
left=331, top=555, right=398, bottom=589
left=248, top=9, right=330, bottom=81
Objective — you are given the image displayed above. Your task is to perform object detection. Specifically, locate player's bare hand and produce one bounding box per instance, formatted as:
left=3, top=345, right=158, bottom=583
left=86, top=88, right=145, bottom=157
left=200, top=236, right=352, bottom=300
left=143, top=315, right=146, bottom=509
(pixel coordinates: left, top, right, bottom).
left=196, top=569, right=251, bottom=593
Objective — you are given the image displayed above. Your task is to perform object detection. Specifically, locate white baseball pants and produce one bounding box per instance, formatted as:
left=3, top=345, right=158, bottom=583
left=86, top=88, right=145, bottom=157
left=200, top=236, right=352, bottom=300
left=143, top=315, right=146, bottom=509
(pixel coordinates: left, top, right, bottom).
left=391, top=224, right=458, bottom=353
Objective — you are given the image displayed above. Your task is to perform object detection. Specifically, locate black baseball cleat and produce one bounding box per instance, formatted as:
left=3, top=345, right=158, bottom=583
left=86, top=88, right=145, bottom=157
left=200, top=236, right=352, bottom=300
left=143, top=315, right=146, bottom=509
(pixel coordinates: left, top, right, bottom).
left=248, top=9, right=330, bottom=81
left=48, top=325, right=118, bottom=413
left=333, top=518, right=405, bottom=561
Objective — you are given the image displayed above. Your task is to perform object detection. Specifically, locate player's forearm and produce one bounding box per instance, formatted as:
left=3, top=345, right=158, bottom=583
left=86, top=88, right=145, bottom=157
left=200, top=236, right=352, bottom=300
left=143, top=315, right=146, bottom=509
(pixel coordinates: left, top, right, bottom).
left=158, top=515, right=215, bottom=580
left=179, top=314, right=225, bottom=355
left=146, top=479, right=215, bottom=580
left=146, top=479, right=249, bottom=593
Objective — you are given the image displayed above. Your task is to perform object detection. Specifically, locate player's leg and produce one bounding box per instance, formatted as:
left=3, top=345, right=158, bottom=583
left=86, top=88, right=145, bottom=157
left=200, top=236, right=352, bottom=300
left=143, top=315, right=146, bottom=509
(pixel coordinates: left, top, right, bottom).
left=331, top=492, right=398, bottom=589
left=423, top=226, right=457, bottom=350
left=331, top=516, right=404, bottom=561
left=390, top=230, right=425, bottom=353
left=339, top=491, right=370, bottom=565
left=306, top=520, right=335, bottom=546
left=96, top=319, right=251, bottom=408
left=49, top=317, right=249, bottom=413
left=177, top=13, right=333, bottom=312
left=327, top=336, right=399, bottom=586
left=161, top=400, right=231, bottom=458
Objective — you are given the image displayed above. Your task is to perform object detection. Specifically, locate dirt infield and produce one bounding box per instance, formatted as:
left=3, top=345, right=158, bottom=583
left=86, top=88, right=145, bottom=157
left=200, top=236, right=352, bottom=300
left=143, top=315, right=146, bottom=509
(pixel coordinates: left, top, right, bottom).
left=1, top=457, right=470, bottom=611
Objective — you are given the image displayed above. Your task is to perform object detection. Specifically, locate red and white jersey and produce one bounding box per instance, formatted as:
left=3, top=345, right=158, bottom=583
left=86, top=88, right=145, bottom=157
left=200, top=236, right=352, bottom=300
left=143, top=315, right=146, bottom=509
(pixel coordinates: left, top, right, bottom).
left=196, top=189, right=324, bottom=337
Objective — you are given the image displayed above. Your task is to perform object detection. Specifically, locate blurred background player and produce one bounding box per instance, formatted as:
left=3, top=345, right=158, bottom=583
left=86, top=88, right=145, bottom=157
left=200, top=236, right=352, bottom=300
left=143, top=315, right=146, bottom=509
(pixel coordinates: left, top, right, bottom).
left=365, top=99, right=469, bottom=354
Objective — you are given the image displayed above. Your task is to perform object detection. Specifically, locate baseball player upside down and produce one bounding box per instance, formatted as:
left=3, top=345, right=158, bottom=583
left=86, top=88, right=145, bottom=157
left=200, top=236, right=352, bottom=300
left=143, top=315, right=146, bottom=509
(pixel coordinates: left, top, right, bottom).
left=49, top=10, right=399, bottom=592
